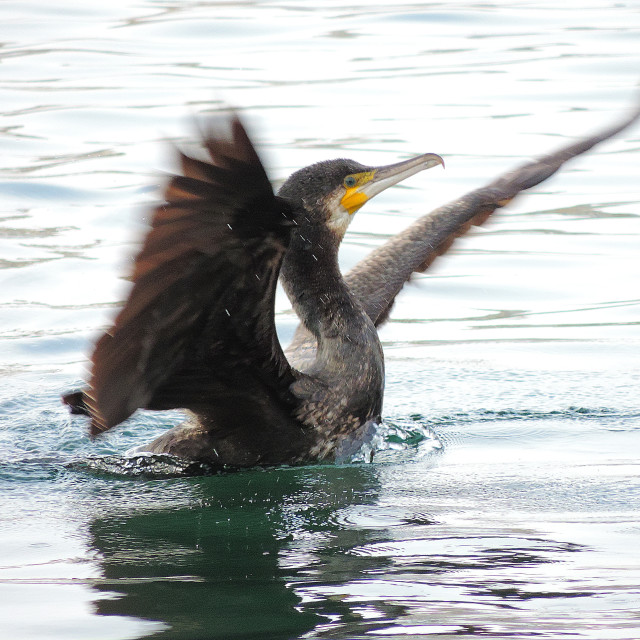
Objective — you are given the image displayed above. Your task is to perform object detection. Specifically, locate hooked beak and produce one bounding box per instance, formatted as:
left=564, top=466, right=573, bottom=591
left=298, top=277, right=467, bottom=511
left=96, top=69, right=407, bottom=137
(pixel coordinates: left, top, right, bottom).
left=341, top=152, right=444, bottom=215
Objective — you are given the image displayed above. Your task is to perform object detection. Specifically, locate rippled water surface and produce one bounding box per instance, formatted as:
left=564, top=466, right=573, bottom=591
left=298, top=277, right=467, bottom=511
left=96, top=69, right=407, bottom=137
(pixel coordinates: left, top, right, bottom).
left=1, top=1, right=639, bottom=639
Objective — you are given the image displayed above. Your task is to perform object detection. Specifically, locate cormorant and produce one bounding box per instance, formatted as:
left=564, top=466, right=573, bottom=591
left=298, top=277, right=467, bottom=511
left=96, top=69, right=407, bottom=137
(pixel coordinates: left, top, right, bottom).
left=64, top=105, right=640, bottom=468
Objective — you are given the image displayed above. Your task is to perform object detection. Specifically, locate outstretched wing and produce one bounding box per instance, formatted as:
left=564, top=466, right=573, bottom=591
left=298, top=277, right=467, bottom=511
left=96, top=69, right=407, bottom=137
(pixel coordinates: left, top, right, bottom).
left=344, top=104, right=640, bottom=327
left=285, top=103, right=640, bottom=359
left=85, top=117, right=298, bottom=437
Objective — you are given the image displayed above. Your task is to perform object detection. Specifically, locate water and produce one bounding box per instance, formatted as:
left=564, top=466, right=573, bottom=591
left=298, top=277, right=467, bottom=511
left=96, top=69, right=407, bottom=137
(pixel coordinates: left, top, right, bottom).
left=1, top=1, right=639, bottom=638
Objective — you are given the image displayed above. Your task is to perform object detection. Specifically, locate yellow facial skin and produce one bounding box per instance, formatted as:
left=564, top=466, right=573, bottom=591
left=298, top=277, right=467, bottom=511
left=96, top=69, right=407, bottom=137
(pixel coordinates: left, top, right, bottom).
left=333, top=152, right=443, bottom=232
left=340, top=171, right=377, bottom=215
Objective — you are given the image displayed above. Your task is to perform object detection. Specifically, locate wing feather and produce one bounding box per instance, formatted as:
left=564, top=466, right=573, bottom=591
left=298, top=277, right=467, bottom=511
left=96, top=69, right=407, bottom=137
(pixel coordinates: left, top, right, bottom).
left=285, top=103, right=640, bottom=359
left=347, top=104, right=640, bottom=327
left=85, top=116, right=298, bottom=437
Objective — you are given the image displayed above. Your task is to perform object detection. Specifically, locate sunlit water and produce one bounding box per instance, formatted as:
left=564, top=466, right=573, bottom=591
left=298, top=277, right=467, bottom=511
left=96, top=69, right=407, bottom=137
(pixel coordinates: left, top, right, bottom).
left=1, top=1, right=639, bottom=639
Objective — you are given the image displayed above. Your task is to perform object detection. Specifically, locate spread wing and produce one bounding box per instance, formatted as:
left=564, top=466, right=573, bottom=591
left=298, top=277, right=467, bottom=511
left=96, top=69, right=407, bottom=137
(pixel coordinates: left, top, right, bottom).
left=346, top=104, right=640, bottom=327
left=284, top=102, right=640, bottom=360
left=83, top=117, right=298, bottom=437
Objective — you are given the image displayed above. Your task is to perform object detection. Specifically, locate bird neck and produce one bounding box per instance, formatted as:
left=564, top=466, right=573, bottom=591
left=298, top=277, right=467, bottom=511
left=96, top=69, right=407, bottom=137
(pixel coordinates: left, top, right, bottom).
left=281, top=219, right=385, bottom=431
left=281, top=224, right=365, bottom=344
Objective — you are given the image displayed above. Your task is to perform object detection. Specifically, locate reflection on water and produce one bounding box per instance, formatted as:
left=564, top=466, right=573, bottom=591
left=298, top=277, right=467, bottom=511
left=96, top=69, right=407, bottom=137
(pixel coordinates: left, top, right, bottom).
left=75, top=462, right=584, bottom=638
left=75, top=442, right=639, bottom=639
left=1, top=0, right=640, bottom=639
left=86, top=468, right=361, bottom=639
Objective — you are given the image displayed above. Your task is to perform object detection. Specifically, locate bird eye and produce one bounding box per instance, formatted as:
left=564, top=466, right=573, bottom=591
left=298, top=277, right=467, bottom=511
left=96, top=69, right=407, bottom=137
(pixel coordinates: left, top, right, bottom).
left=344, top=176, right=357, bottom=188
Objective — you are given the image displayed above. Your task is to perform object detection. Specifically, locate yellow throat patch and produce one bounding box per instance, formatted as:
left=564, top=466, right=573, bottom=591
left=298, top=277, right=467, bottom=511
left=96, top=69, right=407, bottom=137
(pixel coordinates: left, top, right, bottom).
left=340, top=170, right=376, bottom=215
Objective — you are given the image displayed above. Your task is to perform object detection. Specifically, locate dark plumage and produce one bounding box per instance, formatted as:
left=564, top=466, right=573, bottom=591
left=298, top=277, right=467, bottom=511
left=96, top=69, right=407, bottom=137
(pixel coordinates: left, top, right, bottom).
left=64, top=105, right=640, bottom=468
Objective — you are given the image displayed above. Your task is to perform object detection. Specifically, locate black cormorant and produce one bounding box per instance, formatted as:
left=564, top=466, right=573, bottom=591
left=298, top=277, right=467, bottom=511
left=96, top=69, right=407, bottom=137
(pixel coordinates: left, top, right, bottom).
left=64, top=105, right=640, bottom=468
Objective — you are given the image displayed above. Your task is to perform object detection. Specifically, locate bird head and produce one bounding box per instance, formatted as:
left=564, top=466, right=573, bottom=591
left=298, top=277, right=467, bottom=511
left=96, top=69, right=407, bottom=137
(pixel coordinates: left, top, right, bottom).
left=278, top=152, right=444, bottom=239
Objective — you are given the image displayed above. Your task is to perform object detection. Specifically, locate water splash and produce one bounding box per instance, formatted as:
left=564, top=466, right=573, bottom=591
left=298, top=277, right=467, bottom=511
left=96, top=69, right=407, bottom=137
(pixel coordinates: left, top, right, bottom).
left=350, top=417, right=444, bottom=464
left=69, top=453, right=222, bottom=478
